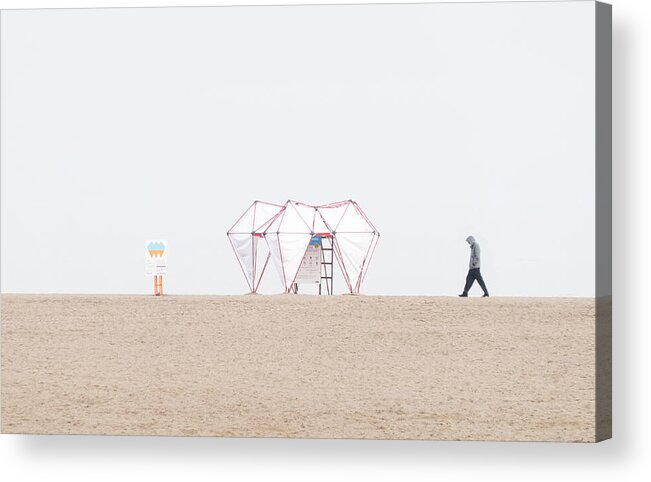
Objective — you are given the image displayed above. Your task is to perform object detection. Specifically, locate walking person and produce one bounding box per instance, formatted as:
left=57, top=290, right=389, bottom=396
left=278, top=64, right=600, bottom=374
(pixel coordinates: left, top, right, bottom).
left=459, top=235, right=489, bottom=297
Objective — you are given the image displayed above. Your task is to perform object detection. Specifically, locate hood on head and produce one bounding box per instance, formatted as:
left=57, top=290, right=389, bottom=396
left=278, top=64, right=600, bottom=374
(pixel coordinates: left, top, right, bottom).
left=466, top=236, right=475, bottom=245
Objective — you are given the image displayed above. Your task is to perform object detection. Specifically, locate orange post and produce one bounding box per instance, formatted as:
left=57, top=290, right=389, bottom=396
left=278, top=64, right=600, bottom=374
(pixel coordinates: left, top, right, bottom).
left=154, top=275, right=163, bottom=296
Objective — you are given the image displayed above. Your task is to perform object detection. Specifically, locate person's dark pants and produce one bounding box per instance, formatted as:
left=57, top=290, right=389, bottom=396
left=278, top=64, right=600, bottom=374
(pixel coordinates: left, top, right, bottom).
left=462, top=268, right=489, bottom=296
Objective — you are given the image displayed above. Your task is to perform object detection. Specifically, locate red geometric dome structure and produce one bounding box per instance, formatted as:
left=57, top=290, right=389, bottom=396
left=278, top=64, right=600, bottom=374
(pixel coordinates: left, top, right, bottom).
left=227, top=200, right=379, bottom=294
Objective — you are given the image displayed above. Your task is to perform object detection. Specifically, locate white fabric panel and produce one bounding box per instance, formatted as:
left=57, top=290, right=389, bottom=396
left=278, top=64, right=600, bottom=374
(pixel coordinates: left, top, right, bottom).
left=229, top=204, right=256, bottom=234
left=256, top=213, right=279, bottom=234
left=336, top=203, right=373, bottom=233
left=313, top=211, right=331, bottom=234
left=278, top=233, right=313, bottom=289
left=318, top=204, right=349, bottom=232
left=262, top=207, right=284, bottom=234
left=252, top=202, right=283, bottom=232
left=359, top=234, right=380, bottom=287
left=263, top=232, right=286, bottom=288
left=280, top=203, right=312, bottom=233
left=353, top=202, right=378, bottom=232
left=229, top=233, right=254, bottom=290
left=253, top=235, right=270, bottom=289
left=331, top=238, right=352, bottom=291
left=335, top=232, right=375, bottom=293
left=290, top=202, right=316, bottom=231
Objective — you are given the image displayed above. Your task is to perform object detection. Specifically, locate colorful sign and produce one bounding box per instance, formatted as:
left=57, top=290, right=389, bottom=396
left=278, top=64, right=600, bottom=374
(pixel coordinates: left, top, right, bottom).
left=146, top=240, right=167, bottom=276
left=295, top=236, right=322, bottom=284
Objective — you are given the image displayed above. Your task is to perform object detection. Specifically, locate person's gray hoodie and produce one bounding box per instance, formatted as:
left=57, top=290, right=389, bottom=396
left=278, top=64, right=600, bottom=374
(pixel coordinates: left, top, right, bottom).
left=466, top=236, right=480, bottom=269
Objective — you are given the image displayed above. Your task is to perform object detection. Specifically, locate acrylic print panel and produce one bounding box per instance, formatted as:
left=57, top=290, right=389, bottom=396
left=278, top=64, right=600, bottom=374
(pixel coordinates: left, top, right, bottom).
left=0, top=1, right=611, bottom=441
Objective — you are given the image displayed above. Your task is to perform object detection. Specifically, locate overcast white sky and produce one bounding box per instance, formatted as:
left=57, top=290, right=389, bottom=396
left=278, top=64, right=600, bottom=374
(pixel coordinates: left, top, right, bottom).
left=0, top=1, right=596, bottom=296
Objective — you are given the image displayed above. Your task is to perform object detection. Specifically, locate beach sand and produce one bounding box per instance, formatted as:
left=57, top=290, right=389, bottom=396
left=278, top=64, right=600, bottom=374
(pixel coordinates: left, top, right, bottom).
left=1, top=294, right=601, bottom=441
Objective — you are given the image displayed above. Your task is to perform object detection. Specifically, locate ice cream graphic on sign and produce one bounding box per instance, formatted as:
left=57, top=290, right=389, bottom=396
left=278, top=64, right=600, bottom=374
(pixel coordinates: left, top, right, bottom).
left=147, top=241, right=166, bottom=258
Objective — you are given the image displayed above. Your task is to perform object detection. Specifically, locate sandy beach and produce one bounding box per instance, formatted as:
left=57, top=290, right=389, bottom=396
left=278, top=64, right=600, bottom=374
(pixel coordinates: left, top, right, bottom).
left=1, top=294, right=601, bottom=441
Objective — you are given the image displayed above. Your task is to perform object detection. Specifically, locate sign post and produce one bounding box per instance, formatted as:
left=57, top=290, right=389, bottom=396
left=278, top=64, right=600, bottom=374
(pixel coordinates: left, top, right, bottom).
left=146, top=240, right=167, bottom=296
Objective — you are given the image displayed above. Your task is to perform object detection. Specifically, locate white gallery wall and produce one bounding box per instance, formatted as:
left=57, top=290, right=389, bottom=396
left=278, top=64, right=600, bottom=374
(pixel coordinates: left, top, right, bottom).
left=2, top=2, right=595, bottom=296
